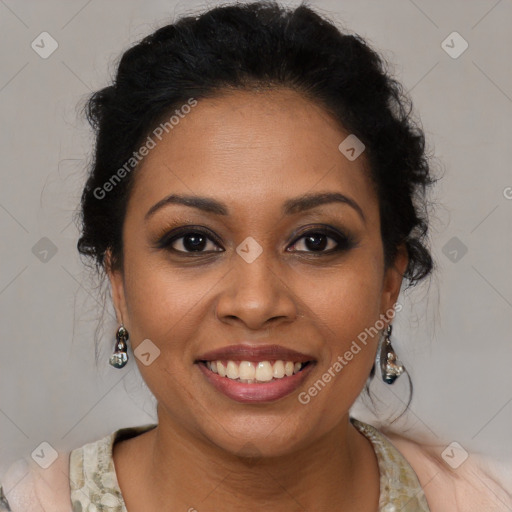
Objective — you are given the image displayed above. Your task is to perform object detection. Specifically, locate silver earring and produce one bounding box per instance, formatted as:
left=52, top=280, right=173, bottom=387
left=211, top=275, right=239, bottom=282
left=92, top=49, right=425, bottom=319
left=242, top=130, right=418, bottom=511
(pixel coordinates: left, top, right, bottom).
left=109, top=325, right=129, bottom=369
left=376, top=324, right=404, bottom=384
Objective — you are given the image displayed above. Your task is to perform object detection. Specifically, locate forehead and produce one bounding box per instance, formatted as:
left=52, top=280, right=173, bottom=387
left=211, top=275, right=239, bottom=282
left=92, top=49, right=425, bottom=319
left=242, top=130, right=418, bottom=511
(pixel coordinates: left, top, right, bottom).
left=128, top=88, right=377, bottom=220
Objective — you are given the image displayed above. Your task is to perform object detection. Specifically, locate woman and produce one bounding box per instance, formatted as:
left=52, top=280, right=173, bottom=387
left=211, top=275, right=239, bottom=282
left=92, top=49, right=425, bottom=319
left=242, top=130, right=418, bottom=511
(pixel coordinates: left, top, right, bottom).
left=1, top=2, right=510, bottom=511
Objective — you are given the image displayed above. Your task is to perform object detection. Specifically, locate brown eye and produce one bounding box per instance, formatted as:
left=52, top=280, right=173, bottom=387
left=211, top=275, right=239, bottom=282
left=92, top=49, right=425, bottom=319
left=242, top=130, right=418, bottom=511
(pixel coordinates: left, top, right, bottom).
left=157, top=228, right=224, bottom=254
left=288, top=228, right=355, bottom=254
left=174, top=233, right=212, bottom=252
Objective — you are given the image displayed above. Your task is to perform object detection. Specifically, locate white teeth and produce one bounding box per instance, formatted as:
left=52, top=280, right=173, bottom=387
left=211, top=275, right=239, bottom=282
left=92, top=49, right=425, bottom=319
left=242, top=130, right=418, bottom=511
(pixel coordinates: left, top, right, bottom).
left=205, top=359, right=307, bottom=382
left=255, top=361, right=273, bottom=382
left=239, top=361, right=256, bottom=380
left=273, top=360, right=285, bottom=378
left=226, top=361, right=239, bottom=379
left=217, top=361, right=227, bottom=377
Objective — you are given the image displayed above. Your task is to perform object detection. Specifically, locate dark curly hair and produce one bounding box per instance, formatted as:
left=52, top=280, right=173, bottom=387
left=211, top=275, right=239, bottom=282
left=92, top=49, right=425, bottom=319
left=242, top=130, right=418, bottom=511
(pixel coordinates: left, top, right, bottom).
left=77, top=1, right=434, bottom=286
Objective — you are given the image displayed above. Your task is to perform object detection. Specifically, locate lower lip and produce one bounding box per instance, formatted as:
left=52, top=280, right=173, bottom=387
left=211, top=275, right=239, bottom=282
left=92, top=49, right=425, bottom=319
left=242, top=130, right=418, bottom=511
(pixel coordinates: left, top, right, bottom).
left=197, top=362, right=315, bottom=403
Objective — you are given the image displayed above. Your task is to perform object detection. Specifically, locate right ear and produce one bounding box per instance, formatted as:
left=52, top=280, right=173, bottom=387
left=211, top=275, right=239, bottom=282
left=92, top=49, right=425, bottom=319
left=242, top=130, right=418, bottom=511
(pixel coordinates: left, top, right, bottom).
left=105, top=249, right=128, bottom=326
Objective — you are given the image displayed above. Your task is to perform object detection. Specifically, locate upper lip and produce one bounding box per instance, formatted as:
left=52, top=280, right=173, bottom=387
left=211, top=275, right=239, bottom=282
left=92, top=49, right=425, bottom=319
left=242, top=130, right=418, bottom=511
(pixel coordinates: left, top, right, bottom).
left=196, top=344, right=315, bottom=363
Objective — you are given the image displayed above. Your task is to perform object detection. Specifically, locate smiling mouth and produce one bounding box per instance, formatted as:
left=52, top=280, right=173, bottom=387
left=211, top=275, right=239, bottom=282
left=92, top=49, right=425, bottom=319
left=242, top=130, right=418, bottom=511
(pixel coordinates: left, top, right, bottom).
left=199, top=359, right=313, bottom=383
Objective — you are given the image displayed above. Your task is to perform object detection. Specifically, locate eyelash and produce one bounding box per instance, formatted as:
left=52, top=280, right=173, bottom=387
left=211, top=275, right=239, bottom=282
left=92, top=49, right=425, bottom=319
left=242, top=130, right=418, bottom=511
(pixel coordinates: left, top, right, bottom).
left=155, top=225, right=356, bottom=256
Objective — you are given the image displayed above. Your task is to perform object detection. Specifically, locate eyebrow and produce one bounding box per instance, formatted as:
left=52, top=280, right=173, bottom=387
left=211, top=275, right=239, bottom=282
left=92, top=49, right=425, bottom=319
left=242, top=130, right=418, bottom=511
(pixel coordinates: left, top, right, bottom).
left=145, top=191, right=365, bottom=223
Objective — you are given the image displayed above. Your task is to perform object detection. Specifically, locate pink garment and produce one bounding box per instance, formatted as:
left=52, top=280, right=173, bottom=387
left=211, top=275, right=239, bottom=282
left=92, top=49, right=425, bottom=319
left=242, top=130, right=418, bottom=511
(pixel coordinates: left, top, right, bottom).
left=1, top=451, right=72, bottom=512
left=382, top=430, right=512, bottom=511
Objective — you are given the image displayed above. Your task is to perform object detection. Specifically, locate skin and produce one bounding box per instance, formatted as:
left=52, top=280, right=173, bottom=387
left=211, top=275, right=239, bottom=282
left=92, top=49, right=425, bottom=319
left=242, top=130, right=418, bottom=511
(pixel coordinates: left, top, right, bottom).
left=108, top=88, right=408, bottom=511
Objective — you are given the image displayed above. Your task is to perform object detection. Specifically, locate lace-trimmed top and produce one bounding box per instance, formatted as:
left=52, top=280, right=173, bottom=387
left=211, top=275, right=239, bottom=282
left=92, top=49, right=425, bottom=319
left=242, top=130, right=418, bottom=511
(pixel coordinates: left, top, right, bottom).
left=351, top=419, right=431, bottom=511
left=0, top=418, right=430, bottom=511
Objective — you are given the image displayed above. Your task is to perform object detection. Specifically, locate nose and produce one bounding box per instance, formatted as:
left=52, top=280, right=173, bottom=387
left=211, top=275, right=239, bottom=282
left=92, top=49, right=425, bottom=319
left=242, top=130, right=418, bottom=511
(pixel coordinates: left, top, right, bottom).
left=215, top=249, right=299, bottom=331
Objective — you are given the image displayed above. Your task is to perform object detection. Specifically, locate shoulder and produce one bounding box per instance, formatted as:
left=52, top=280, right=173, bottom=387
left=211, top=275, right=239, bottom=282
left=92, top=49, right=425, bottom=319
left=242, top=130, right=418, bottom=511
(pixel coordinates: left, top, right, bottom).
left=70, top=423, right=156, bottom=511
left=382, top=430, right=512, bottom=512
left=0, top=425, right=156, bottom=512
left=0, top=449, right=72, bottom=512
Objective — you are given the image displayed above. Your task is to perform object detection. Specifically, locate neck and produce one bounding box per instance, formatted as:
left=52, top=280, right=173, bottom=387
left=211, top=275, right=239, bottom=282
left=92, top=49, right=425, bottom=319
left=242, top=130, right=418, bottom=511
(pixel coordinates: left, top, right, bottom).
left=139, top=406, right=380, bottom=511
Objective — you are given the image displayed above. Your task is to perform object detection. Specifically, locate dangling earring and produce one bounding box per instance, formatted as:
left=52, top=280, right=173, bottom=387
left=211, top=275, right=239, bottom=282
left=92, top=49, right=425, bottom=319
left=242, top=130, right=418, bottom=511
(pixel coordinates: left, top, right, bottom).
left=109, top=325, right=129, bottom=369
left=377, top=324, right=404, bottom=384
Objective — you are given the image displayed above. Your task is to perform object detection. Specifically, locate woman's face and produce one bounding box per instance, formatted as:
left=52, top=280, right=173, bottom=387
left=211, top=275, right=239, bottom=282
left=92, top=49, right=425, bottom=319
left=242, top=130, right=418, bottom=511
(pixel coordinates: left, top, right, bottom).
left=108, top=88, right=406, bottom=457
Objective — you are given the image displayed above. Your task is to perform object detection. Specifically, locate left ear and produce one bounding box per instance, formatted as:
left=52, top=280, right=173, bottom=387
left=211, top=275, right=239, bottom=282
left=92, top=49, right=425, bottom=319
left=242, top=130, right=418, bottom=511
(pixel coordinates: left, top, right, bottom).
left=380, top=244, right=409, bottom=316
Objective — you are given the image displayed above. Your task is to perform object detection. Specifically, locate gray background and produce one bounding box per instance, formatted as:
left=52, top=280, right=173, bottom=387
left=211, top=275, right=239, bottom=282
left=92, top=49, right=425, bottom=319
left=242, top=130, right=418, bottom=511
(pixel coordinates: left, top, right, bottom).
left=1, top=0, right=511, bottom=477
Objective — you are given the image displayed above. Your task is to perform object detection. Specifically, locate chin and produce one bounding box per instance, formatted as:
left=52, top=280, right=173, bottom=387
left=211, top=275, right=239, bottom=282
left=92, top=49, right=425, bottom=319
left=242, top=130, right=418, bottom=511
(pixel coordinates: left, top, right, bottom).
left=198, top=410, right=315, bottom=459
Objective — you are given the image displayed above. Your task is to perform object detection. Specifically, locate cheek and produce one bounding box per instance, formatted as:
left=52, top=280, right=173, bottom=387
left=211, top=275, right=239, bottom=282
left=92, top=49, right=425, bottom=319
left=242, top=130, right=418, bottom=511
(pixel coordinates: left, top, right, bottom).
left=120, top=254, right=214, bottom=424
left=299, top=250, right=384, bottom=342
left=123, top=257, right=211, bottom=350
left=294, top=252, right=384, bottom=398
left=261, top=261, right=385, bottom=441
